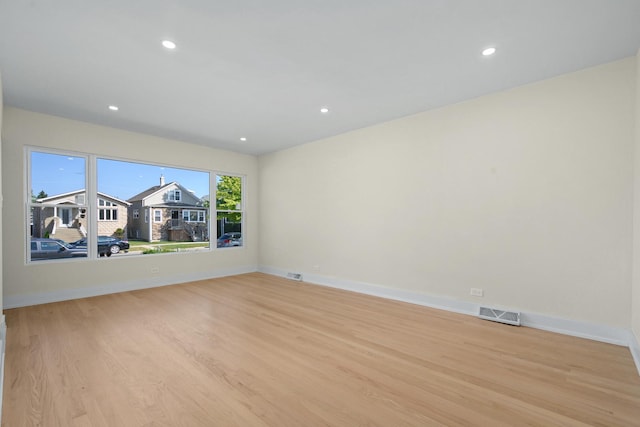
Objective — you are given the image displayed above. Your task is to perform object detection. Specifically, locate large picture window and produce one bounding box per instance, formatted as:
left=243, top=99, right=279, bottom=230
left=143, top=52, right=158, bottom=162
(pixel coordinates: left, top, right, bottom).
left=27, top=148, right=219, bottom=261
left=216, top=175, right=244, bottom=248
left=28, top=150, right=88, bottom=262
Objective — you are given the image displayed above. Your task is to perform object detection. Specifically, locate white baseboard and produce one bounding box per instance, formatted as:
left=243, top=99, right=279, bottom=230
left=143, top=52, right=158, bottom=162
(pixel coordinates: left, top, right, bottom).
left=259, top=266, right=638, bottom=367
left=3, top=265, right=259, bottom=309
left=260, top=267, right=478, bottom=316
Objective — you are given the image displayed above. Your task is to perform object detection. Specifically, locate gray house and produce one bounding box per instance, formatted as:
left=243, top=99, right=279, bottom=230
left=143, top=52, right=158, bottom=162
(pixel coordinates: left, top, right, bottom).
left=127, top=175, right=208, bottom=242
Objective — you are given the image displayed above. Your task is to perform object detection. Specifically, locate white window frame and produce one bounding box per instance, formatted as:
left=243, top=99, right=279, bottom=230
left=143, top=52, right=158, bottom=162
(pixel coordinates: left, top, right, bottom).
left=168, top=189, right=181, bottom=202
left=97, top=197, right=118, bottom=221
left=133, top=209, right=139, bottom=219
left=26, top=147, right=93, bottom=262
left=182, top=209, right=206, bottom=223
left=26, top=147, right=219, bottom=261
left=215, top=174, right=245, bottom=249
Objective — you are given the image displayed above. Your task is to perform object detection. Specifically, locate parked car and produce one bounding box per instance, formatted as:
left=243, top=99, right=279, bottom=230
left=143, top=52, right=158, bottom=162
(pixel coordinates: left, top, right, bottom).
left=217, top=232, right=242, bottom=248
left=69, top=236, right=130, bottom=257
left=30, top=237, right=87, bottom=260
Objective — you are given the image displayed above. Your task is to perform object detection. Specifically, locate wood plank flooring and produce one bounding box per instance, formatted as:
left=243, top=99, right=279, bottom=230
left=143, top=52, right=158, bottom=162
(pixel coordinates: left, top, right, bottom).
left=2, top=272, right=640, bottom=426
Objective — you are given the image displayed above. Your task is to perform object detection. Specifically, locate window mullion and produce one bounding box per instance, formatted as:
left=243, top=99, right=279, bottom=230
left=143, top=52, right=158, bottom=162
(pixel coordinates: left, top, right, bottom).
left=87, top=155, right=98, bottom=258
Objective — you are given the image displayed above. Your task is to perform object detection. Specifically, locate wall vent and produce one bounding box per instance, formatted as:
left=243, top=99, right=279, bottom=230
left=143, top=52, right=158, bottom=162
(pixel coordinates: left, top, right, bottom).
left=478, top=306, right=521, bottom=326
left=286, top=272, right=303, bottom=281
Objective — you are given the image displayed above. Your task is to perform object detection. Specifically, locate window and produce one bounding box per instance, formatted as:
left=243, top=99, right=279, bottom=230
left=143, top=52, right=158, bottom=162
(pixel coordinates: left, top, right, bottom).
left=182, top=210, right=206, bottom=222
left=98, top=198, right=118, bottom=221
left=27, top=148, right=215, bottom=261
left=97, top=158, right=210, bottom=249
left=28, top=150, right=87, bottom=263
left=216, top=175, right=244, bottom=248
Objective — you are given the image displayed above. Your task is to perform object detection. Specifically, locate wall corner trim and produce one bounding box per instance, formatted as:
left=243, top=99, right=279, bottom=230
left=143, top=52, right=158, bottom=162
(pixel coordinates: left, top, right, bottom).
left=630, top=332, right=640, bottom=376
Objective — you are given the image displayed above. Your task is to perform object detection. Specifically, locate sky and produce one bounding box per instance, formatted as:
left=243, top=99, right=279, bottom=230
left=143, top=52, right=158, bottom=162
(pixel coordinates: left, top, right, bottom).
left=31, top=151, right=211, bottom=200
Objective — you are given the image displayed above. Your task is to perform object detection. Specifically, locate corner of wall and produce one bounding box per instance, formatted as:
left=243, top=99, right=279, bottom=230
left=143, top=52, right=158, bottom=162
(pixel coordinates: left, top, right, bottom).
left=632, top=49, right=640, bottom=375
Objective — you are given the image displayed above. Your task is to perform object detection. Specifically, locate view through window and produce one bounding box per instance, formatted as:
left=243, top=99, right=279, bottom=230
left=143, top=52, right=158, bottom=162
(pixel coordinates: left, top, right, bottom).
left=27, top=149, right=238, bottom=261
left=216, top=175, right=243, bottom=248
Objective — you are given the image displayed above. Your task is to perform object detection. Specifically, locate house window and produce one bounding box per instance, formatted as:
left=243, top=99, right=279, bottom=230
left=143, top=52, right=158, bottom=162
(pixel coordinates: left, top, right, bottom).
left=98, top=198, right=118, bottom=221
left=133, top=209, right=139, bottom=219
left=154, top=210, right=162, bottom=222
left=168, top=189, right=181, bottom=202
left=182, top=210, right=206, bottom=222
left=144, top=209, right=148, bottom=223
left=216, top=175, right=244, bottom=249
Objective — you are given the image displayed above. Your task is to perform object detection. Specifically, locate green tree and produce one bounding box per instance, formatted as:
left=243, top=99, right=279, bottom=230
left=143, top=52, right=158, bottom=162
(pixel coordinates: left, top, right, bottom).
left=216, top=176, right=242, bottom=224
left=31, top=189, right=48, bottom=202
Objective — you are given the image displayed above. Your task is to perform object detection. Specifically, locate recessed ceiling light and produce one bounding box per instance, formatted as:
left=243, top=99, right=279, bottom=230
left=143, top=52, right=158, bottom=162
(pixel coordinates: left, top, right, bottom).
left=108, top=105, right=119, bottom=111
left=482, top=47, right=496, bottom=56
left=162, top=40, right=176, bottom=50
left=240, top=137, right=247, bottom=142
left=320, top=107, right=329, bottom=114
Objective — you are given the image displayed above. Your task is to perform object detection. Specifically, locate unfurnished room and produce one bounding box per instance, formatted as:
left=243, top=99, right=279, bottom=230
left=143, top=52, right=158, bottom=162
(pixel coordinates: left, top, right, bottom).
left=1, top=1, right=640, bottom=426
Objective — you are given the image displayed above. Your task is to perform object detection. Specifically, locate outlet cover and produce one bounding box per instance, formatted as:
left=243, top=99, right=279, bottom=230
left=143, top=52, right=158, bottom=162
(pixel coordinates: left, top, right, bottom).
left=470, top=288, right=483, bottom=297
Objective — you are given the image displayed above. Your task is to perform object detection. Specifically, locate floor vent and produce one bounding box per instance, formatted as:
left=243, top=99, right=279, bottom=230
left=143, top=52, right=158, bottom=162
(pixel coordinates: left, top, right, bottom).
left=286, top=272, right=303, bottom=281
left=478, top=306, right=521, bottom=326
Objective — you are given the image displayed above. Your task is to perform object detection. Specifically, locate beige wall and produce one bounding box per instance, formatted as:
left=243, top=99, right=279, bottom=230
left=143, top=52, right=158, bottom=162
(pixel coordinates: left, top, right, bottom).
left=259, top=57, right=636, bottom=328
left=634, top=50, right=640, bottom=345
left=0, top=73, right=3, bottom=312
left=2, top=108, right=258, bottom=304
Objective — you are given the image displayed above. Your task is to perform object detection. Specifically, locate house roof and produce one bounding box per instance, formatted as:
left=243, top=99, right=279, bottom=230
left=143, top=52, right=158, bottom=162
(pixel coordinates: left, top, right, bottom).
left=36, top=189, right=131, bottom=206
left=127, top=181, right=203, bottom=206
left=127, top=184, right=171, bottom=202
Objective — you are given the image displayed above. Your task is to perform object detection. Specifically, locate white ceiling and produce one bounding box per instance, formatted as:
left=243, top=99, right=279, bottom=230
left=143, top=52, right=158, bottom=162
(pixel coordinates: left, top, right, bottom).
left=1, top=1, right=640, bottom=156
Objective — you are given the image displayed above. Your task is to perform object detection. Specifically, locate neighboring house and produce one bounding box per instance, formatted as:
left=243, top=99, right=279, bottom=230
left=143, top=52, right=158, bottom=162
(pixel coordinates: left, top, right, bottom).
left=127, top=175, right=208, bottom=242
left=32, top=190, right=131, bottom=242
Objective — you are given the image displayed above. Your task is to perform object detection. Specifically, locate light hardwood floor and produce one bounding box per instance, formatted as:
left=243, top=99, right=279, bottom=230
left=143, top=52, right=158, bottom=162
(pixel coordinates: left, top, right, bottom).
left=2, top=272, right=640, bottom=426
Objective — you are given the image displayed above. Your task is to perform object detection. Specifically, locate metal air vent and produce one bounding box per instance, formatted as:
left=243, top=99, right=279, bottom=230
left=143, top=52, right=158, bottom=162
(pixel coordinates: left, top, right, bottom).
left=479, top=306, right=521, bottom=326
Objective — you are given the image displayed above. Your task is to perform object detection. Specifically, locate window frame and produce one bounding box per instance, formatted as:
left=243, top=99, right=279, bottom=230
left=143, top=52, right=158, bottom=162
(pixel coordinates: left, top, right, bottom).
left=26, top=147, right=229, bottom=262
left=26, top=147, right=92, bottom=262
left=215, top=174, right=245, bottom=249
left=97, top=197, right=118, bottom=222
left=168, top=189, right=181, bottom=202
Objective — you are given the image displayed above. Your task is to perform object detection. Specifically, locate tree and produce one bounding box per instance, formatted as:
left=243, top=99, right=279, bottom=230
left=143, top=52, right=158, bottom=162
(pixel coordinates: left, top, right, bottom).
left=31, top=189, right=48, bottom=202
left=216, top=175, right=242, bottom=225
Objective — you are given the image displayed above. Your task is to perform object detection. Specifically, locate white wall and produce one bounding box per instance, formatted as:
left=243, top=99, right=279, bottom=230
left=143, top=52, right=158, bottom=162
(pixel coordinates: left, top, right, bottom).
left=0, top=72, right=4, bottom=312
left=2, top=108, right=258, bottom=306
left=259, top=57, right=636, bottom=329
left=633, top=50, right=640, bottom=359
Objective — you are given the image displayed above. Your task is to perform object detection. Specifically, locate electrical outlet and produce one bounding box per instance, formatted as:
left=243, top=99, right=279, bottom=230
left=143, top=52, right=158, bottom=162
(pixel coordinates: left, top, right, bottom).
left=470, top=288, right=484, bottom=297
left=150, top=266, right=160, bottom=273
